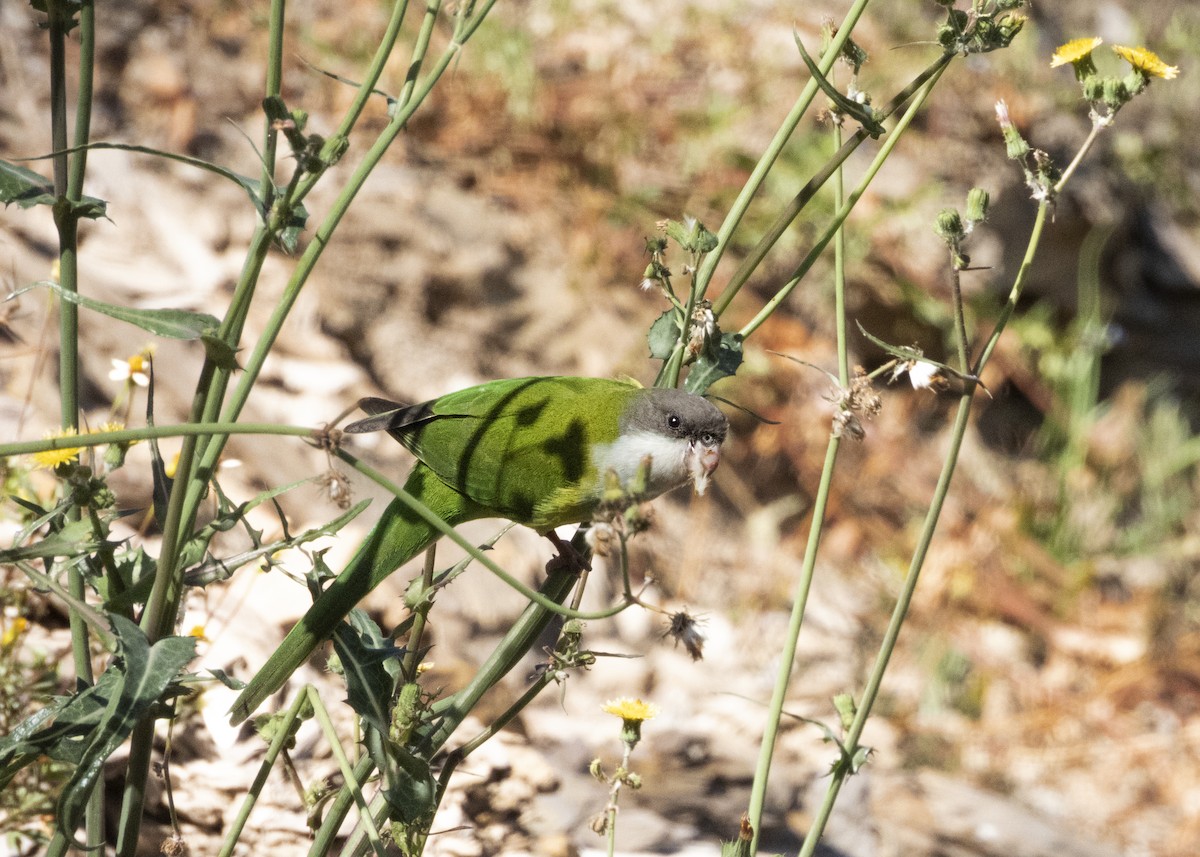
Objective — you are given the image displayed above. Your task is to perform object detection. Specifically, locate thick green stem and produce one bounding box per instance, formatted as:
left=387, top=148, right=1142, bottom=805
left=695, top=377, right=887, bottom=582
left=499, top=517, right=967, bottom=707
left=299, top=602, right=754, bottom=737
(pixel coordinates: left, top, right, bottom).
left=46, top=0, right=104, bottom=848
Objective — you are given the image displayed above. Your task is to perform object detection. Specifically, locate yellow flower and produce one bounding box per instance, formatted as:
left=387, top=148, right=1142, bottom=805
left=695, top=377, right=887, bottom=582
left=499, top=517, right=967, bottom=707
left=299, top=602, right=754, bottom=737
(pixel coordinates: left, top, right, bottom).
left=94, top=421, right=130, bottom=442
left=602, top=698, right=659, bottom=723
left=187, top=624, right=209, bottom=642
left=1113, top=45, right=1179, bottom=80
left=32, top=428, right=82, bottom=469
left=164, top=452, right=181, bottom=479
left=604, top=698, right=658, bottom=748
left=109, top=351, right=152, bottom=387
left=1, top=617, right=28, bottom=648
left=1050, top=37, right=1103, bottom=68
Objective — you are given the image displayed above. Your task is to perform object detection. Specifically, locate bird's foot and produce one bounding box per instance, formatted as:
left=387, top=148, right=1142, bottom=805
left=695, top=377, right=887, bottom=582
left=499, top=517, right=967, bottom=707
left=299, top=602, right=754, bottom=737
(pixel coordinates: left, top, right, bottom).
left=545, top=530, right=591, bottom=573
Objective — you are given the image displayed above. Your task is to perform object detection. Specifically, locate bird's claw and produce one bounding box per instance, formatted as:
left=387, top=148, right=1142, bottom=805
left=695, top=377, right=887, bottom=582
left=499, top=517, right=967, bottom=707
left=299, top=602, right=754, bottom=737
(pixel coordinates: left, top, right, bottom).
left=545, top=530, right=591, bottom=573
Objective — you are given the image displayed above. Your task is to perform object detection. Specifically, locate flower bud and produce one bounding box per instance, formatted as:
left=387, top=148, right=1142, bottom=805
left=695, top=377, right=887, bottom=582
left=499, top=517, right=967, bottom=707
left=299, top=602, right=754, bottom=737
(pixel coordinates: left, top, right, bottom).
left=966, top=187, right=990, bottom=224
left=934, top=209, right=964, bottom=243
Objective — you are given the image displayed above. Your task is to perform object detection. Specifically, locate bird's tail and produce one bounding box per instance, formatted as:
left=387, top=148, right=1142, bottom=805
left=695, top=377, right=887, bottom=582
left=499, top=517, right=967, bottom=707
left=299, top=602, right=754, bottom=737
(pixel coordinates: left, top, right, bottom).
left=228, top=465, right=481, bottom=724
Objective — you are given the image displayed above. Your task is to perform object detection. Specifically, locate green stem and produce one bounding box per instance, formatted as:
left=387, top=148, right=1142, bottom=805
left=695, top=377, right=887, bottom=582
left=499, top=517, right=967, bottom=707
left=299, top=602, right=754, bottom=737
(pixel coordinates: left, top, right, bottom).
left=739, top=61, right=949, bottom=341
left=749, top=124, right=852, bottom=849
left=692, top=0, right=875, bottom=302
left=401, top=548, right=438, bottom=680
left=419, top=564, right=580, bottom=753
left=1, top=420, right=318, bottom=457
left=832, top=123, right=849, bottom=388
left=218, top=692, right=309, bottom=857
left=1054, top=114, right=1109, bottom=192
left=797, top=390, right=973, bottom=857
left=46, top=0, right=103, bottom=848
left=308, top=691, right=389, bottom=856
left=257, top=0, right=285, bottom=208
left=800, top=192, right=1063, bottom=857
left=293, top=0, right=412, bottom=202
left=712, top=52, right=954, bottom=320
left=307, top=754, right=378, bottom=857
left=948, top=262, right=971, bottom=374
left=973, top=202, right=1050, bottom=374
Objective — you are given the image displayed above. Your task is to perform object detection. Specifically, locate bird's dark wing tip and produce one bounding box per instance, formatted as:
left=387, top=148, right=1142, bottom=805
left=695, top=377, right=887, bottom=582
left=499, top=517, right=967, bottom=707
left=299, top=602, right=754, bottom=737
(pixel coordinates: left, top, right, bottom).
left=358, top=396, right=404, bottom=415
left=344, top=397, right=406, bottom=434
left=344, top=414, right=393, bottom=434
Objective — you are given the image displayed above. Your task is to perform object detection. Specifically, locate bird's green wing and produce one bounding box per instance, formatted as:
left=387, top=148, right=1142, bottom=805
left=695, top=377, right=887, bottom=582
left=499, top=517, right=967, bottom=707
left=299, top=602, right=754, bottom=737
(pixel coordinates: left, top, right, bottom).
left=402, top=377, right=636, bottom=529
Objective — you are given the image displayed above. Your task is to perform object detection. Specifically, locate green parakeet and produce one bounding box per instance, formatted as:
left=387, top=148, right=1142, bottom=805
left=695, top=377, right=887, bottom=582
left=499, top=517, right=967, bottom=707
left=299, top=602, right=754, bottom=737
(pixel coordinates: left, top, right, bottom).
left=228, top=376, right=727, bottom=724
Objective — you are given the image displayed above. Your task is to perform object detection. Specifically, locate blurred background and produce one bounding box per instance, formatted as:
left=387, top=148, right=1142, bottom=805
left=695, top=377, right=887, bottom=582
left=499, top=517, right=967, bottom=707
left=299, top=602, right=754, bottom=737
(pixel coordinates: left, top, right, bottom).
left=1, top=1, right=1197, bottom=855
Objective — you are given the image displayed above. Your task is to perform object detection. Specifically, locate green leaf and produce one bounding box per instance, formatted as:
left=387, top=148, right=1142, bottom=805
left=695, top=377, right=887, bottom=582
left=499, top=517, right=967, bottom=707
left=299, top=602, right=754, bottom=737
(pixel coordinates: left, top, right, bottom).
left=10, top=280, right=219, bottom=340
left=29, top=0, right=82, bottom=30
left=0, top=517, right=100, bottom=562
left=207, top=668, right=246, bottom=690
left=0, top=159, right=106, bottom=215
left=331, top=609, right=403, bottom=736
left=200, top=332, right=241, bottom=371
left=647, top=309, right=682, bottom=361
left=374, top=727, right=437, bottom=825
left=181, top=492, right=368, bottom=587
left=684, top=331, right=743, bottom=394
left=15, top=142, right=308, bottom=246
left=56, top=616, right=196, bottom=842
left=794, top=31, right=886, bottom=139
left=100, top=548, right=157, bottom=612
left=0, top=160, right=55, bottom=208
left=0, top=669, right=122, bottom=790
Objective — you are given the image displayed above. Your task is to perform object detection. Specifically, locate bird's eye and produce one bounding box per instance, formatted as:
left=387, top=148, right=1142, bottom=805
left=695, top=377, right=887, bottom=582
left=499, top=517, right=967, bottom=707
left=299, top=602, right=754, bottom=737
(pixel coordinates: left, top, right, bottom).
left=667, top=414, right=682, bottom=430
left=701, top=432, right=715, bottom=445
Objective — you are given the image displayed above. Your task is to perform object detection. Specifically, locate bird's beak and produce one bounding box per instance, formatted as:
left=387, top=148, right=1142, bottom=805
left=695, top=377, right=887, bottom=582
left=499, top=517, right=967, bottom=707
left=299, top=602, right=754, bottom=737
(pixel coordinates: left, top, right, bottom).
left=687, top=441, right=722, bottom=496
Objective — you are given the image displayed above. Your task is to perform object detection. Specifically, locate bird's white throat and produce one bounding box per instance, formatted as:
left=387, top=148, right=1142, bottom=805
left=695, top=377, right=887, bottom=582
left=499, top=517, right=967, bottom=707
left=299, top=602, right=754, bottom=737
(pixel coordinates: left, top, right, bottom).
left=592, top=430, right=697, bottom=498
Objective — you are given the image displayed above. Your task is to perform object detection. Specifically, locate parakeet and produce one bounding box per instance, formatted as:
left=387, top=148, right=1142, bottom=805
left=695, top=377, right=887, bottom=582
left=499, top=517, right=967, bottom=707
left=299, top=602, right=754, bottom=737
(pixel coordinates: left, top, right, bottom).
left=228, top=376, right=727, bottom=724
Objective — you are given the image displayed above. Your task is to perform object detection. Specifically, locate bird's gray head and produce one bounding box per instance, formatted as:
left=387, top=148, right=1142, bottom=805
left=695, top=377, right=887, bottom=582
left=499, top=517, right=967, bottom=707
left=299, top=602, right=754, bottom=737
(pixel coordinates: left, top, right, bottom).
left=623, top=388, right=728, bottom=494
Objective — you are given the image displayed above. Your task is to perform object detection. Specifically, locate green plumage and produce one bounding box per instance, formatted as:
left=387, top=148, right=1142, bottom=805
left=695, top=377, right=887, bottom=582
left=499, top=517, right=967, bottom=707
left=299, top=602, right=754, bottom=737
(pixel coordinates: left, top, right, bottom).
left=229, top=377, right=642, bottom=724
left=380, top=376, right=636, bottom=530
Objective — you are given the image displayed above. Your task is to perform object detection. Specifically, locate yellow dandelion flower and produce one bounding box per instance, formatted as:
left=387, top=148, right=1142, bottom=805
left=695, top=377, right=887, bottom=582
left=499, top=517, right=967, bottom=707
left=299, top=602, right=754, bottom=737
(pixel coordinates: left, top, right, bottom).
left=1, top=617, right=28, bottom=648
left=1050, top=37, right=1103, bottom=68
left=94, top=421, right=129, bottom=442
left=1113, top=45, right=1179, bottom=80
left=604, top=697, right=659, bottom=748
left=602, top=698, right=659, bottom=722
left=32, top=428, right=82, bottom=469
left=187, top=624, right=209, bottom=642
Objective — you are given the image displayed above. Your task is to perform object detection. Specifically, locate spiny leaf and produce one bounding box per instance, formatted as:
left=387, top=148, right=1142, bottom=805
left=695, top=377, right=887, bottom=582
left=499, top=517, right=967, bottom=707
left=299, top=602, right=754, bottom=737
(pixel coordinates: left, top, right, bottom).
left=331, top=609, right=404, bottom=736
left=0, top=517, right=101, bottom=562
left=56, top=616, right=196, bottom=843
left=0, top=159, right=106, bottom=216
